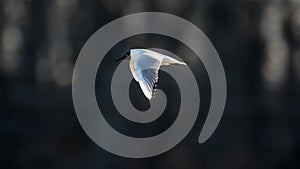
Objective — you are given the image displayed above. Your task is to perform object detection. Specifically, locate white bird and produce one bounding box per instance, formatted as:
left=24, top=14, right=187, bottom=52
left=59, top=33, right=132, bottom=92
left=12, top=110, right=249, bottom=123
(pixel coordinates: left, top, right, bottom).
left=115, top=48, right=187, bottom=100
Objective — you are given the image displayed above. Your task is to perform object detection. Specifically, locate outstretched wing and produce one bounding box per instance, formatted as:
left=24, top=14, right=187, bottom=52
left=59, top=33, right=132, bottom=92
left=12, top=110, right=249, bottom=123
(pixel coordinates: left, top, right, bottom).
left=136, top=68, right=158, bottom=100
left=133, top=50, right=162, bottom=100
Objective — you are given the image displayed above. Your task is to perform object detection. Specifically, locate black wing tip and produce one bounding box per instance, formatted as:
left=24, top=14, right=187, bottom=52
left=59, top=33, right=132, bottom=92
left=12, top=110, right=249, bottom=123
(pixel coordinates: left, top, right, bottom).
left=150, top=82, right=158, bottom=100
left=153, top=82, right=158, bottom=90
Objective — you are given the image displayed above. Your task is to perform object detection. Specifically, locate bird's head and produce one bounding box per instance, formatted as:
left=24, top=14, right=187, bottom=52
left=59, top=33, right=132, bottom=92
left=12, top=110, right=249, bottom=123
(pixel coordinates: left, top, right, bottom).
left=115, top=50, right=130, bottom=62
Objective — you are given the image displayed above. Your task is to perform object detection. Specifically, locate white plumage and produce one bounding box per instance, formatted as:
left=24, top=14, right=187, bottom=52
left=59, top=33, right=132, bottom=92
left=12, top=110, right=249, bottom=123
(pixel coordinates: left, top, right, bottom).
left=117, top=49, right=186, bottom=100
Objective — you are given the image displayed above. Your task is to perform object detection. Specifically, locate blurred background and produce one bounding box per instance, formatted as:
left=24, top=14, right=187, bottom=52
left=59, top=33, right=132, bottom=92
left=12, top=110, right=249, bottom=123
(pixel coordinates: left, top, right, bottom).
left=1, top=0, right=300, bottom=169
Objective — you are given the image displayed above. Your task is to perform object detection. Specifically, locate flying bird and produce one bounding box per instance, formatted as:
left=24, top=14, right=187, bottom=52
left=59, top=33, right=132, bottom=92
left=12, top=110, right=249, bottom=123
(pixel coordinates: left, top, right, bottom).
left=115, top=48, right=187, bottom=100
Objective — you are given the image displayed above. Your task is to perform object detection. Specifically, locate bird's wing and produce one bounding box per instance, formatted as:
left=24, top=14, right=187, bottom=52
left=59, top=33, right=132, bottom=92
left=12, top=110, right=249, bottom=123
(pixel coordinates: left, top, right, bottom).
left=134, top=51, right=162, bottom=100
left=136, top=68, right=159, bottom=100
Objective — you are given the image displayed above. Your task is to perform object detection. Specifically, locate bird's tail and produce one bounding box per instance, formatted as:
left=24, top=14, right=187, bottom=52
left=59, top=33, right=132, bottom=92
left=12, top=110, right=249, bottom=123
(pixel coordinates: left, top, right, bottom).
left=161, top=56, right=187, bottom=66
left=176, top=61, right=187, bottom=65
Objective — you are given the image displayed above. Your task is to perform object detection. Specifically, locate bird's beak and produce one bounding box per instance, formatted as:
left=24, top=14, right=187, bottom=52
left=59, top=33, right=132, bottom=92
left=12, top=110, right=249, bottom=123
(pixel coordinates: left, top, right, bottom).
left=115, top=57, right=124, bottom=62
left=115, top=54, right=129, bottom=62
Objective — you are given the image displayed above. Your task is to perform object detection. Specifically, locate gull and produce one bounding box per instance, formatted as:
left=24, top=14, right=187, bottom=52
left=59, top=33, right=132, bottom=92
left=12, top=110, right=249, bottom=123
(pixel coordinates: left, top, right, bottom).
left=115, top=48, right=186, bottom=100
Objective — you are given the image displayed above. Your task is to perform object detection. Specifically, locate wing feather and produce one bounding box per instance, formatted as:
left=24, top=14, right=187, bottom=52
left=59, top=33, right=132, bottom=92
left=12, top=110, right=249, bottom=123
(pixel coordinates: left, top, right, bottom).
left=133, top=50, right=162, bottom=100
left=136, top=69, right=158, bottom=100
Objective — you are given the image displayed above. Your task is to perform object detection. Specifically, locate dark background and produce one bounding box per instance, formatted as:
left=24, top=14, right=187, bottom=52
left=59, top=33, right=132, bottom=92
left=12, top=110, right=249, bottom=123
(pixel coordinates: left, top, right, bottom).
left=1, top=0, right=300, bottom=169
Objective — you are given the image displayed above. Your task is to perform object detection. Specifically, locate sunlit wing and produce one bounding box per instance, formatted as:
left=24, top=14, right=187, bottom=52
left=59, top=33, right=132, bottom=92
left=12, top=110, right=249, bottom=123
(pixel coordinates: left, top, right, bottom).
left=136, top=68, right=159, bottom=100
left=134, top=51, right=162, bottom=100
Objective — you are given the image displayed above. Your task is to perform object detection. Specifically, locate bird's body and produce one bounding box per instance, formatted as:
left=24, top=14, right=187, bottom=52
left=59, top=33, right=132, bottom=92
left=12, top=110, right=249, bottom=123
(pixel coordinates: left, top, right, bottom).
left=116, top=48, right=186, bottom=100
